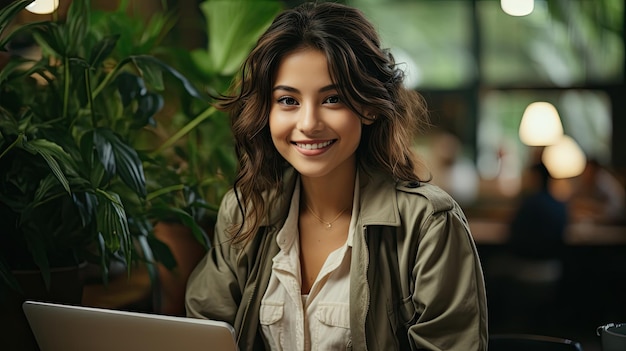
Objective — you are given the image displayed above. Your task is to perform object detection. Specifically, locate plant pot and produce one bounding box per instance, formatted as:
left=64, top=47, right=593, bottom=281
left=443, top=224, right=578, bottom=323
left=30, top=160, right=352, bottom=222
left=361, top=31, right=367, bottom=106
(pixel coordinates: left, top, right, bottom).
left=0, top=263, right=87, bottom=351
left=154, top=221, right=207, bottom=316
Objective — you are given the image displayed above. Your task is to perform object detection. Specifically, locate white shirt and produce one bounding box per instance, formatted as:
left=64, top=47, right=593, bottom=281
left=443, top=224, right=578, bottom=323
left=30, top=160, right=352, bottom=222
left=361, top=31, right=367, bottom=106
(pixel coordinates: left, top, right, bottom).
left=260, top=176, right=360, bottom=351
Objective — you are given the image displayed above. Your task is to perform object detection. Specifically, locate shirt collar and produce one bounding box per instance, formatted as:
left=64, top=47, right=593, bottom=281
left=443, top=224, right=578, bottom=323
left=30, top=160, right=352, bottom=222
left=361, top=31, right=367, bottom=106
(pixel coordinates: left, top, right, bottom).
left=275, top=177, right=302, bottom=252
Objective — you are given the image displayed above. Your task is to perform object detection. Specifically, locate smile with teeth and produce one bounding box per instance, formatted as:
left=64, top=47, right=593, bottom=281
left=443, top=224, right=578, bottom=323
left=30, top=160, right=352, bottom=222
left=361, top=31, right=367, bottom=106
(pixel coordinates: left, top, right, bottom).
left=294, top=140, right=334, bottom=150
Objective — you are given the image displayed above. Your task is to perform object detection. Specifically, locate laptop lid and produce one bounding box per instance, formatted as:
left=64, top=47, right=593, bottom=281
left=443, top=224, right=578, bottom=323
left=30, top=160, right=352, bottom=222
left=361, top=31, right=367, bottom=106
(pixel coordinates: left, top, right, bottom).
left=22, top=300, right=238, bottom=351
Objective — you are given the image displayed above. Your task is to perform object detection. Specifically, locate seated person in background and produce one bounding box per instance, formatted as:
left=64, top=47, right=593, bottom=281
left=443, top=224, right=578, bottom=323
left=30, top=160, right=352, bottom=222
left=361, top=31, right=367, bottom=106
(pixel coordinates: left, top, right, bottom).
left=569, top=158, right=626, bottom=225
left=508, top=162, right=568, bottom=260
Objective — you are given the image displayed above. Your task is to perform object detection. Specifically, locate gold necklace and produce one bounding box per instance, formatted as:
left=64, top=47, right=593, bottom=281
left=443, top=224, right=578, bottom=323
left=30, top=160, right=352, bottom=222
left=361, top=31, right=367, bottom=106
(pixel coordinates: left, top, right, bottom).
left=304, top=203, right=349, bottom=229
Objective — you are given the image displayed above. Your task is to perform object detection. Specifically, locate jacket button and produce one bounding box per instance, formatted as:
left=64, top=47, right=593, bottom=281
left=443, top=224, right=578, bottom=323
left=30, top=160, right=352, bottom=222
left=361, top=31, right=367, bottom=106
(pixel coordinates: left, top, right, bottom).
left=406, top=181, right=420, bottom=188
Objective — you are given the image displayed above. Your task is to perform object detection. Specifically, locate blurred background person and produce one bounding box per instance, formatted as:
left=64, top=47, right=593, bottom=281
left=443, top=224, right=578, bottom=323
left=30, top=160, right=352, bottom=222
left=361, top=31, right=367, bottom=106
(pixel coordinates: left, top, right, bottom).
left=508, top=161, right=568, bottom=260
left=426, top=130, right=480, bottom=206
left=487, top=161, right=568, bottom=331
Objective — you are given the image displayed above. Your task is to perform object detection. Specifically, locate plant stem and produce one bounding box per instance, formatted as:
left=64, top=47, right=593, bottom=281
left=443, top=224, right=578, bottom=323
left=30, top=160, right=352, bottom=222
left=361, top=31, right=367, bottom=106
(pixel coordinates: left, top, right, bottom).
left=146, top=184, right=185, bottom=201
left=151, top=106, right=217, bottom=156
left=0, top=133, right=23, bottom=159
left=63, top=56, right=70, bottom=118
left=92, top=57, right=130, bottom=99
left=84, top=68, right=96, bottom=127
left=92, top=66, right=119, bottom=99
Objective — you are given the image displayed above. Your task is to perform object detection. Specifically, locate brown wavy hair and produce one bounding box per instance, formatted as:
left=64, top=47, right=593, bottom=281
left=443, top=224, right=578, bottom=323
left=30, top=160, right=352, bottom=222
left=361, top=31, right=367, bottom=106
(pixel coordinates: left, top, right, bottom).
left=217, top=2, right=429, bottom=245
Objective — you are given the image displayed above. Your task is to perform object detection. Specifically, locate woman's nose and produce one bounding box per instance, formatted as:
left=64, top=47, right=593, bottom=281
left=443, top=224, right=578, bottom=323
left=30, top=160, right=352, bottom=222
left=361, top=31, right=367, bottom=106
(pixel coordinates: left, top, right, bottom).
left=296, top=105, right=323, bottom=134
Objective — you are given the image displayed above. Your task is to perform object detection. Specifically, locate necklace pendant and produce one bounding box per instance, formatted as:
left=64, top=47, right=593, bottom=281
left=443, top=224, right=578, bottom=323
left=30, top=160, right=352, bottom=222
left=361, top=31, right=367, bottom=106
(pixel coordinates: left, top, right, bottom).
left=304, top=202, right=348, bottom=230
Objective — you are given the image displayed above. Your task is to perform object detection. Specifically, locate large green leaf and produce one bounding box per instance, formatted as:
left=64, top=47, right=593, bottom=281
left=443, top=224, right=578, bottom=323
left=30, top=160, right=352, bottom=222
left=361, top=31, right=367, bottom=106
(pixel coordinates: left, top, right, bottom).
left=64, top=0, right=90, bottom=56
left=96, top=190, right=130, bottom=258
left=97, top=199, right=120, bottom=252
left=149, top=205, right=210, bottom=249
left=144, top=235, right=176, bottom=270
left=0, top=0, right=33, bottom=49
left=199, top=0, right=283, bottom=75
left=21, top=138, right=77, bottom=195
left=73, top=191, right=98, bottom=229
left=135, top=234, right=159, bottom=286
left=132, top=55, right=206, bottom=100
left=83, top=130, right=114, bottom=182
left=134, top=92, right=163, bottom=128
left=1, top=20, right=50, bottom=53
left=90, top=131, right=113, bottom=175
left=116, top=72, right=147, bottom=107
left=0, top=57, right=46, bottom=86
left=31, top=173, right=67, bottom=205
left=93, top=128, right=146, bottom=198
left=32, top=23, right=66, bottom=59
left=96, top=232, right=109, bottom=283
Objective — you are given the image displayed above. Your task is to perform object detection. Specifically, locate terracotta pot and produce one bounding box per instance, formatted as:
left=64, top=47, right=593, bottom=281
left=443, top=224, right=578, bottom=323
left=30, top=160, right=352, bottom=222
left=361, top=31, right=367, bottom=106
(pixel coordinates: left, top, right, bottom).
left=154, top=221, right=207, bottom=316
left=0, top=263, right=86, bottom=351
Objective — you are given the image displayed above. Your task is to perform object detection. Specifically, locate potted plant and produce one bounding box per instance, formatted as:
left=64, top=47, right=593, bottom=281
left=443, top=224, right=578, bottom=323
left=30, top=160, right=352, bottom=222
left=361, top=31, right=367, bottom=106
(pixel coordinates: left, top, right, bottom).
left=0, top=0, right=205, bottom=301
left=139, top=0, right=283, bottom=315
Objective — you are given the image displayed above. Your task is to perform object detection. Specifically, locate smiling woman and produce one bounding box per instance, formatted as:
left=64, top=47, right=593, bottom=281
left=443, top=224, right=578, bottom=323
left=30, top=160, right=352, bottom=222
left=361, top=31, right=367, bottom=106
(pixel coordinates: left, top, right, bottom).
left=184, top=2, right=488, bottom=351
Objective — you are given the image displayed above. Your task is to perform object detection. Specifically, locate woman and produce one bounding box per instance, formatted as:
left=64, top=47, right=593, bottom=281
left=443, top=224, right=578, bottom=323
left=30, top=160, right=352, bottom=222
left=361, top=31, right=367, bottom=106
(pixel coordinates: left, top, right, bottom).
left=185, top=2, right=487, bottom=350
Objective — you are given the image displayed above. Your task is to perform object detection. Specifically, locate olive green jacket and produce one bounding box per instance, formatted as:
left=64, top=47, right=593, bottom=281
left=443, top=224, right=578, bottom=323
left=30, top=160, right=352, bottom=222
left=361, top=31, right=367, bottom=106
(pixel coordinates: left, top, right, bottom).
left=185, top=169, right=488, bottom=350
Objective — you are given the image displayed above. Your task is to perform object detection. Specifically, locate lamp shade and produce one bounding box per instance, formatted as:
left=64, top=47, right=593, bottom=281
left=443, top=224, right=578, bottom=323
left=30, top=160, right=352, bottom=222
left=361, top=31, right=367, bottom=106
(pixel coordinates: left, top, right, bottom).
left=541, top=135, right=587, bottom=179
left=501, top=0, right=534, bottom=16
left=519, top=102, right=564, bottom=146
left=26, top=0, right=59, bottom=14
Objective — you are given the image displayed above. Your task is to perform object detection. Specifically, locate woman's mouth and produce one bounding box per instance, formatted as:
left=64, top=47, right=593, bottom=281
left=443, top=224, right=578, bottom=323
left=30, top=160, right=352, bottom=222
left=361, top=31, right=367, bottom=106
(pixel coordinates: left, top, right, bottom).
left=294, top=140, right=335, bottom=150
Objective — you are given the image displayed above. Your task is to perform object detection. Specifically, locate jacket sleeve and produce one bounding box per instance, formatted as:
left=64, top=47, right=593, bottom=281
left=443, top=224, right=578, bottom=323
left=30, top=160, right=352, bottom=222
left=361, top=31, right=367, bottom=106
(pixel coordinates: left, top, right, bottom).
left=185, top=191, right=242, bottom=325
left=407, top=189, right=488, bottom=350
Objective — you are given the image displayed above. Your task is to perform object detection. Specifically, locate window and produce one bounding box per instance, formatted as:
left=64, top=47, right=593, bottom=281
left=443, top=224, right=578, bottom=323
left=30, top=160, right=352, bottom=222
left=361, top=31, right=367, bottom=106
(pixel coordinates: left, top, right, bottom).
left=347, top=0, right=623, bottom=203
left=480, top=0, right=624, bottom=86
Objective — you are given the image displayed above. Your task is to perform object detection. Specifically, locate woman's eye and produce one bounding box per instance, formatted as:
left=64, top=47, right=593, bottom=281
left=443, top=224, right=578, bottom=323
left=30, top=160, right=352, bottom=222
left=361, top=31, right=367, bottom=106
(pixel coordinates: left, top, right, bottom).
left=277, top=96, right=298, bottom=106
left=324, top=95, right=341, bottom=104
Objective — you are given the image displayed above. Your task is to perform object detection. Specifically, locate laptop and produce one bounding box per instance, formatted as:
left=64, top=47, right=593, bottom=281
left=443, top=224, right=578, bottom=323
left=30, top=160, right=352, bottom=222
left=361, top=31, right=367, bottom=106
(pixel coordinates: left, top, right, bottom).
left=22, top=300, right=238, bottom=351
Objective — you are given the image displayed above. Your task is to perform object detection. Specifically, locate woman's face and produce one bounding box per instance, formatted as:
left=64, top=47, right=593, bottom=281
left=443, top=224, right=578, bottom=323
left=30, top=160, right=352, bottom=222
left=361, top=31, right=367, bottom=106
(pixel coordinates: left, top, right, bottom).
left=269, top=48, right=371, bottom=180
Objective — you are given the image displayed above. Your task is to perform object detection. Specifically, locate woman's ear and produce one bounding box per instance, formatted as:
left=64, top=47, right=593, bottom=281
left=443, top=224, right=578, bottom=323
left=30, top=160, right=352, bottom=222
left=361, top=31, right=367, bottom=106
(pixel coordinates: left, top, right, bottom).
left=361, top=111, right=377, bottom=125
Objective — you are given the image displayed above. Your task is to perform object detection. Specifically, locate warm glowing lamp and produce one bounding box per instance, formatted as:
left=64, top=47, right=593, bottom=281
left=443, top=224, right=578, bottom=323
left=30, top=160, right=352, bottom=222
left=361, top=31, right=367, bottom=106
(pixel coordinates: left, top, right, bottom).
left=26, top=0, right=59, bottom=15
left=519, top=102, right=564, bottom=146
left=501, top=0, right=534, bottom=16
left=542, top=135, right=587, bottom=179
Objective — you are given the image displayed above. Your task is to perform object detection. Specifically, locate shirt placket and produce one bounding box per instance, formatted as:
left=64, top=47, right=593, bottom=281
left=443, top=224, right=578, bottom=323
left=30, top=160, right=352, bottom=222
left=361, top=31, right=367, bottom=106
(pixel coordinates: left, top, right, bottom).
left=273, top=245, right=307, bottom=350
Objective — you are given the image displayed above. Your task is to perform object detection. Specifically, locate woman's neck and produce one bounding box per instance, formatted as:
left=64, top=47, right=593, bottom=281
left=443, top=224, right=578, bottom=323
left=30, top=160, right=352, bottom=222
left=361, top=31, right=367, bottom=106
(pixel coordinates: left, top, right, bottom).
left=299, top=167, right=356, bottom=218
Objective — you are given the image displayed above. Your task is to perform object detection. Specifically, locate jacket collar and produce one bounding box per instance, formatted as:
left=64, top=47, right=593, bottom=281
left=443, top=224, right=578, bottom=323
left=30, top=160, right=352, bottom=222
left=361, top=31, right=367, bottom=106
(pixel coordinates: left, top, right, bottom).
left=357, top=168, right=401, bottom=227
left=267, top=167, right=401, bottom=228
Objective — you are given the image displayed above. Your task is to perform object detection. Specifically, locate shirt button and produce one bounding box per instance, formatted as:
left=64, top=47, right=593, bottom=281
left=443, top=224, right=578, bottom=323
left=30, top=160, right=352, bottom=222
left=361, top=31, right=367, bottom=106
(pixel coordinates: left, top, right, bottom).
left=406, top=181, right=420, bottom=188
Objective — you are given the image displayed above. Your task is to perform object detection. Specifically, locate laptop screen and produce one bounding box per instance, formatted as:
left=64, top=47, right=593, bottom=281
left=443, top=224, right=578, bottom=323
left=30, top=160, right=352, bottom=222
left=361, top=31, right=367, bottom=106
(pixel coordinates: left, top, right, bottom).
left=23, top=300, right=238, bottom=351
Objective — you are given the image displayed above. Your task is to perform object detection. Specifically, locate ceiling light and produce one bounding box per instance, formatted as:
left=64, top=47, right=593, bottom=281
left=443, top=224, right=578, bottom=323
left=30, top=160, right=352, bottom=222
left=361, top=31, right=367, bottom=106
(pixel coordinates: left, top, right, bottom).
left=501, top=0, right=534, bottom=17
left=542, top=135, right=587, bottom=179
left=519, top=102, right=564, bottom=146
left=26, top=0, right=59, bottom=15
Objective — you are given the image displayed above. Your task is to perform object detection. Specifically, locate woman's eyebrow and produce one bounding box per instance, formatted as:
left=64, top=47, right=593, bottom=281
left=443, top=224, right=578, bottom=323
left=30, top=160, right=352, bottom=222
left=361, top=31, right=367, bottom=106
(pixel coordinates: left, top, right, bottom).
left=272, top=84, right=338, bottom=93
left=272, top=85, right=298, bottom=93
left=319, top=84, right=338, bottom=93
